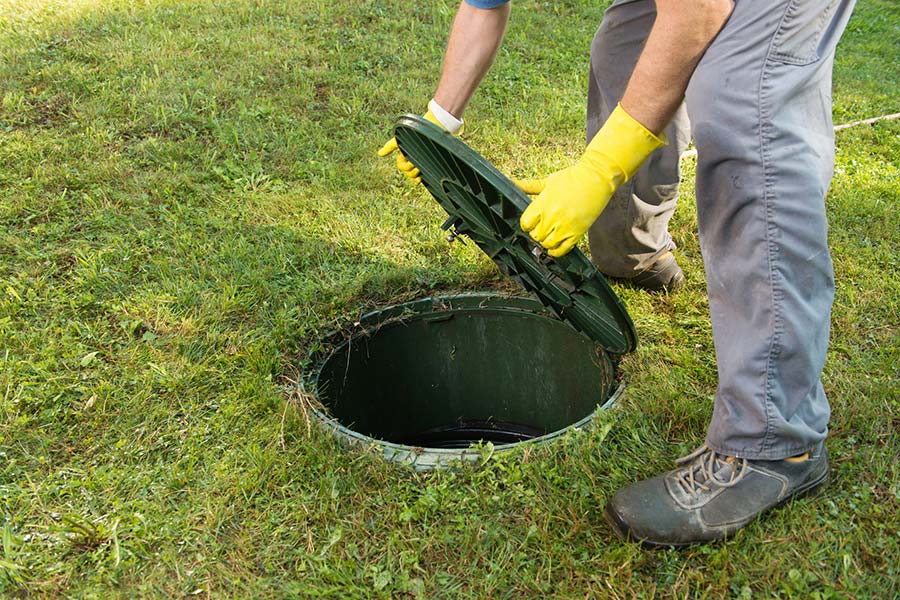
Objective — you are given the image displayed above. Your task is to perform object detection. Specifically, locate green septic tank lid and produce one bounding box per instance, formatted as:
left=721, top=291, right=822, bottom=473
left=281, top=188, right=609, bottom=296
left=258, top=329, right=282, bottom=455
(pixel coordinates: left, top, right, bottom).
left=394, top=115, right=637, bottom=355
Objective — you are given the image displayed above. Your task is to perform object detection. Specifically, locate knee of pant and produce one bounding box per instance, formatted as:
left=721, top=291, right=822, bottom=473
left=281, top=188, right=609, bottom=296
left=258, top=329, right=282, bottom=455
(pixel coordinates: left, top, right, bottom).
left=685, top=115, right=745, bottom=164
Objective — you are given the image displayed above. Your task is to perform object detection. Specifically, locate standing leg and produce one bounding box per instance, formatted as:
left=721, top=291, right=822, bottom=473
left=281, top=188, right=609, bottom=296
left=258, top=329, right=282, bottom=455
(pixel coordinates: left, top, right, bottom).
left=586, top=0, right=691, bottom=287
left=604, top=0, right=856, bottom=545
left=689, top=0, right=855, bottom=459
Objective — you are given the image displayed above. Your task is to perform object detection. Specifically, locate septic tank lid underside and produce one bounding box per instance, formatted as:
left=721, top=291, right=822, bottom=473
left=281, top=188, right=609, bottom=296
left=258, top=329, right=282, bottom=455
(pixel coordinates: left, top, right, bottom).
left=394, top=115, right=637, bottom=355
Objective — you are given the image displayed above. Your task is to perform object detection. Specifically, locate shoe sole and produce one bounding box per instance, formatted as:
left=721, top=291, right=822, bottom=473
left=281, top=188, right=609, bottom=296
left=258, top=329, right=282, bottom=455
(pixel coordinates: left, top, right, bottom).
left=604, top=469, right=830, bottom=549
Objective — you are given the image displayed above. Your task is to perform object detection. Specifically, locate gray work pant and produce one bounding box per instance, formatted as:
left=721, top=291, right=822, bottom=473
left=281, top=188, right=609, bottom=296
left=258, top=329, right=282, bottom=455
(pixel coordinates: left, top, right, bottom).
left=587, top=0, right=856, bottom=459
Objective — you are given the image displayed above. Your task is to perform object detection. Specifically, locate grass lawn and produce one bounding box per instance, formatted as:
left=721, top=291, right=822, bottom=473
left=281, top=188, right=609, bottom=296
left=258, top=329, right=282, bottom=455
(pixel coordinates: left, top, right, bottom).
left=1, top=0, right=898, bottom=597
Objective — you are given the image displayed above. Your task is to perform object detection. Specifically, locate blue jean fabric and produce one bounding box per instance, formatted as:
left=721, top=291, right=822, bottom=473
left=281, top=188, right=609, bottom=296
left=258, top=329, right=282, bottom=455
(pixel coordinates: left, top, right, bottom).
left=463, top=0, right=509, bottom=8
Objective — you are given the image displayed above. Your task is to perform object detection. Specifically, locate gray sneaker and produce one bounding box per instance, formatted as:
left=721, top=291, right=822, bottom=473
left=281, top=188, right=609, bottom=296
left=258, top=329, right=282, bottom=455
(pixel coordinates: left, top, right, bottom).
left=604, top=441, right=829, bottom=547
left=606, top=251, right=685, bottom=293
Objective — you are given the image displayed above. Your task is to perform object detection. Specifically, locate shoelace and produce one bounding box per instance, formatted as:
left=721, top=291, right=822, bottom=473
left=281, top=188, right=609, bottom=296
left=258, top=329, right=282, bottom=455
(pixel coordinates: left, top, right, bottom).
left=673, top=445, right=749, bottom=496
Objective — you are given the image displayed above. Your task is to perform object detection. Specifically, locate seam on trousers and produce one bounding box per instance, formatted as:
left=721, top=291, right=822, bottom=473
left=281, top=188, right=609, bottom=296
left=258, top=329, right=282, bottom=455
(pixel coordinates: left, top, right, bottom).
left=759, top=14, right=793, bottom=458
left=765, top=0, right=802, bottom=65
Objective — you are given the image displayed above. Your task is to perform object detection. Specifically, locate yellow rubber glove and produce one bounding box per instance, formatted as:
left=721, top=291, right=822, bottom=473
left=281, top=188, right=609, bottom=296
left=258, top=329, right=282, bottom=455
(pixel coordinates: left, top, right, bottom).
left=378, top=101, right=463, bottom=184
left=518, top=104, right=665, bottom=257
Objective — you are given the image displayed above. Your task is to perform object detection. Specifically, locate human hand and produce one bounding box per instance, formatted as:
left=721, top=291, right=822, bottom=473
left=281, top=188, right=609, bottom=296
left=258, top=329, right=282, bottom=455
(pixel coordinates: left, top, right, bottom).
left=518, top=104, right=665, bottom=257
left=378, top=100, right=463, bottom=184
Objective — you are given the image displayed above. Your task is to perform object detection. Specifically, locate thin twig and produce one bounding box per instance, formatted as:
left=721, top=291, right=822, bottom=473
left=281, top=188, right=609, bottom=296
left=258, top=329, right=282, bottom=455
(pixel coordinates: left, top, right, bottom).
left=833, top=111, right=900, bottom=131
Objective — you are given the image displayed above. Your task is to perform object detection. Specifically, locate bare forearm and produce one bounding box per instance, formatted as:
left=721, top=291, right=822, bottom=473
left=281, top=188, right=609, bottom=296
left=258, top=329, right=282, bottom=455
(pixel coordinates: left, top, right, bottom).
left=621, top=0, right=733, bottom=135
left=433, top=1, right=511, bottom=118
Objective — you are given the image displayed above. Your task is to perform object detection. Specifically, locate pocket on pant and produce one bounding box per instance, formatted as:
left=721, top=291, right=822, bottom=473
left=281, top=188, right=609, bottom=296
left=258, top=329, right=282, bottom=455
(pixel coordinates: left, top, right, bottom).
left=769, top=0, right=840, bottom=65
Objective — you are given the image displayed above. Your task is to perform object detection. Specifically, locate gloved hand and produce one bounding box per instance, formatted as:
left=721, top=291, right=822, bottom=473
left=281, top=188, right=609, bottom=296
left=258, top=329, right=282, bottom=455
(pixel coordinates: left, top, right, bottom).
left=378, top=99, right=464, bottom=184
left=517, top=104, right=665, bottom=257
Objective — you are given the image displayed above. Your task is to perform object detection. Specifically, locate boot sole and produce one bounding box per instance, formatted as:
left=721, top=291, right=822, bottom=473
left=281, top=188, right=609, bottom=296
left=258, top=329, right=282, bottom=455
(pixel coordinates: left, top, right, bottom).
left=604, top=468, right=830, bottom=549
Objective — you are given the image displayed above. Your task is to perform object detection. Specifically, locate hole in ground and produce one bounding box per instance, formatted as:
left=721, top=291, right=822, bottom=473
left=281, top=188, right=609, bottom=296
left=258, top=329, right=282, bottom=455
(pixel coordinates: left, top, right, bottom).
left=313, top=296, right=616, bottom=453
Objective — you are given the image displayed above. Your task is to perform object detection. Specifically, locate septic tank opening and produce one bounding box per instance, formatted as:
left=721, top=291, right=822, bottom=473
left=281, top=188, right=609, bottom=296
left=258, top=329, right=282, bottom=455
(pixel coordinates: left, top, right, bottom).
left=306, top=116, right=636, bottom=469
left=310, top=294, right=620, bottom=470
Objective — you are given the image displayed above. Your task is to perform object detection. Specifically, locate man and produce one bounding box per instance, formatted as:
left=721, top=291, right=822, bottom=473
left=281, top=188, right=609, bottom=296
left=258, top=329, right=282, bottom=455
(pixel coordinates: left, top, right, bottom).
left=378, top=0, right=855, bottom=546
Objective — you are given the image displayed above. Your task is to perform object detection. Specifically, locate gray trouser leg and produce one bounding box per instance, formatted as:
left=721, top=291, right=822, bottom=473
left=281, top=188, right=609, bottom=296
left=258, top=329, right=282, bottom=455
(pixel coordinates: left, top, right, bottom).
left=685, top=0, right=855, bottom=459
left=586, top=0, right=691, bottom=278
